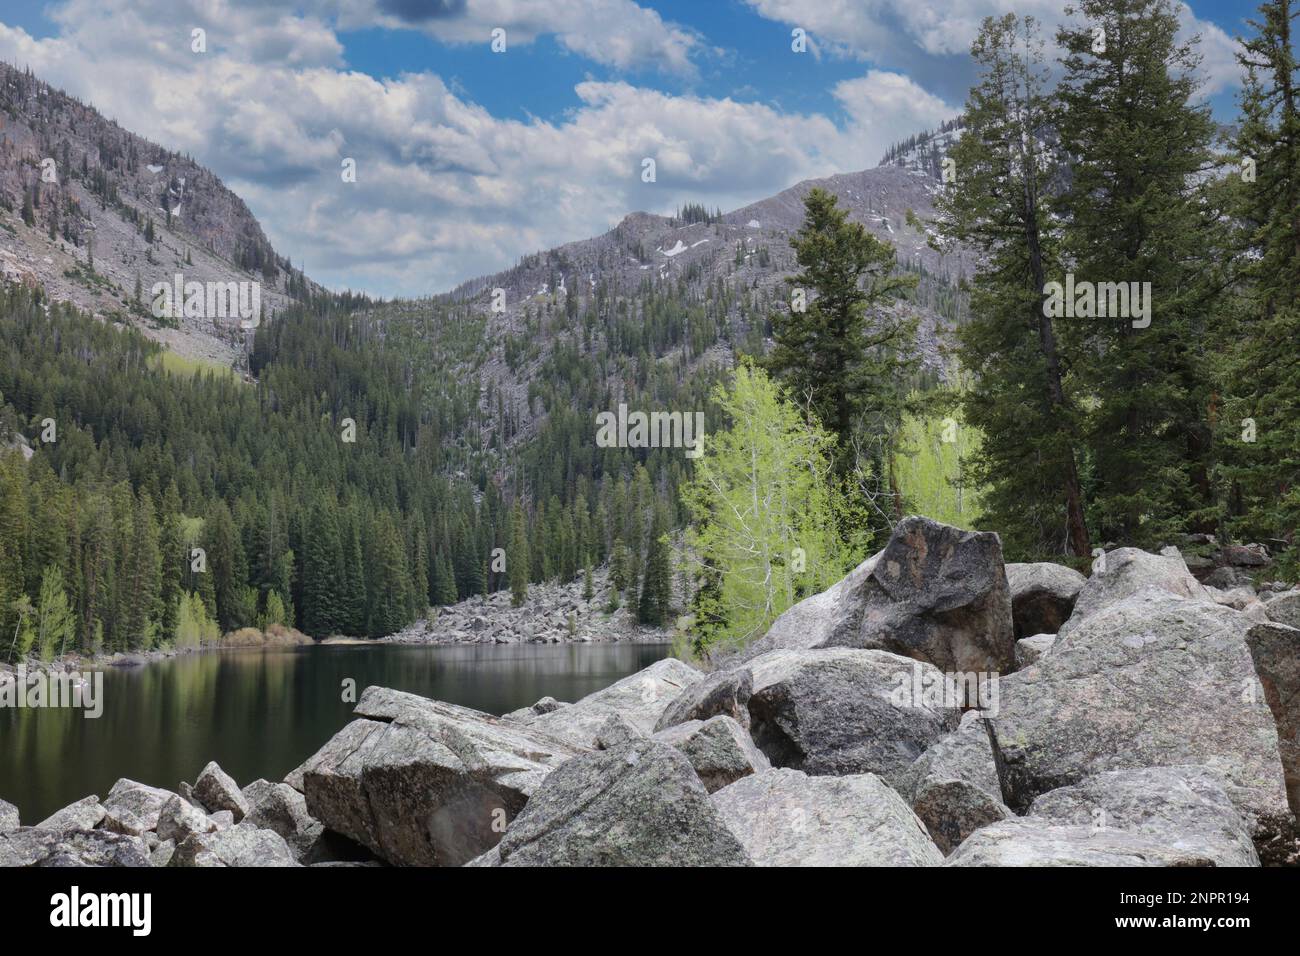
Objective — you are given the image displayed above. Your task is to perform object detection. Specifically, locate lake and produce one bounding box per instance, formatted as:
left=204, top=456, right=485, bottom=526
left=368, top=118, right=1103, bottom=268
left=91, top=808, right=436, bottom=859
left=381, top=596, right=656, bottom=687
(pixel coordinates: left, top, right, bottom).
left=0, top=642, right=671, bottom=824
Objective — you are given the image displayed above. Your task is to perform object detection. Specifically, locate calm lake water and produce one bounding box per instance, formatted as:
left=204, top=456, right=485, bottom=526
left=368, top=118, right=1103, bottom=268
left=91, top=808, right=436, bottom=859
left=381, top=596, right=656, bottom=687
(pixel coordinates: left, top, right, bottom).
left=0, top=642, right=671, bottom=824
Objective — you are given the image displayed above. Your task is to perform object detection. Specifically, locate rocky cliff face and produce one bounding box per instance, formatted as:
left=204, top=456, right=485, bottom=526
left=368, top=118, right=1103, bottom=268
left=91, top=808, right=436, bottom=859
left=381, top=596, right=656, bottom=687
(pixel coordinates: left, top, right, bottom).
left=0, top=61, right=308, bottom=368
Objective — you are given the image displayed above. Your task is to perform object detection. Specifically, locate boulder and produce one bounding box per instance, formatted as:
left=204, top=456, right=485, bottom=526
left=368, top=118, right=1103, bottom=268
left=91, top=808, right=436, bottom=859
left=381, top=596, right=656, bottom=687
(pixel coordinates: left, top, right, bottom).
left=0, top=798, right=17, bottom=834
left=298, top=686, right=584, bottom=866
left=1244, top=621, right=1300, bottom=816
left=100, top=779, right=177, bottom=836
left=0, top=827, right=149, bottom=867
left=244, top=782, right=326, bottom=861
left=193, top=761, right=249, bottom=822
left=155, top=794, right=216, bottom=844
left=1006, top=562, right=1086, bottom=639
left=519, top=657, right=702, bottom=749
left=944, top=818, right=1228, bottom=866
left=987, top=590, right=1289, bottom=832
left=208, top=810, right=234, bottom=830
left=653, top=716, right=770, bottom=792
left=1208, top=586, right=1259, bottom=611
left=711, top=768, right=942, bottom=866
left=898, top=710, right=1011, bottom=854
left=501, top=696, right=567, bottom=721
left=742, top=517, right=1015, bottom=673
left=1264, top=591, right=1300, bottom=629
left=171, top=821, right=300, bottom=867
left=1014, top=634, right=1055, bottom=668
left=594, top=713, right=645, bottom=750
left=1061, top=547, right=1209, bottom=637
left=488, top=741, right=752, bottom=866
left=150, top=839, right=175, bottom=868
left=654, top=666, right=753, bottom=732
left=1028, top=766, right=1259, bottom=867
left=746, top=647, right=961, bottom=786
left=1204, top=566, right=1254, bottom=590
left=35, top=795, right=104, bottom=831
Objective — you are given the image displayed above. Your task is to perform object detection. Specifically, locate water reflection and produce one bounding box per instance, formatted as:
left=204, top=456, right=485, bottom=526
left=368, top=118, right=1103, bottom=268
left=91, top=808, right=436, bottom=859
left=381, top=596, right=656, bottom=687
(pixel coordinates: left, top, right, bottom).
left=0, top=642, right=670, bottom=823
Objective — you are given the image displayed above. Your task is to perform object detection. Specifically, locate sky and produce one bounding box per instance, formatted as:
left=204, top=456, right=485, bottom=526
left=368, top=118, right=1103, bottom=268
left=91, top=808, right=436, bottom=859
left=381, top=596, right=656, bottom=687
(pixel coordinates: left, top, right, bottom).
left=0, top=0, right=1264, bottom=297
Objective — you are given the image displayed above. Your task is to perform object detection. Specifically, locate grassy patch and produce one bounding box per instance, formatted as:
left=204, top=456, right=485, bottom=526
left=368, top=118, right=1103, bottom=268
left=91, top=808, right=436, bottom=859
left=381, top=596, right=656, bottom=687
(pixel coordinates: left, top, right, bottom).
left=150, top=349, right=240, bottom=382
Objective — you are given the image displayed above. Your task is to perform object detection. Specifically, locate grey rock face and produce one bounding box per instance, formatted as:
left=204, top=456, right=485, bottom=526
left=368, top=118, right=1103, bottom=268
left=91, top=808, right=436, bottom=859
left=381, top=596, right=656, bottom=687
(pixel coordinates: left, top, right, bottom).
left=898, top=710, right=1011, bottom=854
left=828, top=517, right=1015, bottom=673
left=150, top=839, right=176, bottom=868
left=1006, top=563, right=1085, bottom=639
left=711, top=768, right=942, bottom=866
left=501, top=696, right=568, bottom=721
left=171, top=821, right=300, bottom=867
left=299, top=687, right=583, bottom=866
left=519, top=657, right=702, bottom=749
left=0, top=798, right=18, bottom=833
left=1264, top=591, right=1300, bottom=629
left=244, top=782, right=326, bottom=861
left=489, top=741, right=752, bottom=866
left=944, top=818, right=1226, bottom=866
left=0, top=827, right=150, bottom=867
left=746, top=647, right=961, bottom=786
left=1014, top=634, right=1056, bottom=668
left=594, top=712, right=646, bottom=750
left=654, top=666, right=753, bottom=732
left=193, top=762, right=249, bottom=822
left=100, top=779, right=177, bottom=836
left=208, top=810, right=234, bottom=830
left=988, top=590, right=1289, bottom=831
left=1028, top=766, right=1259, bottom=867
left=1204, top=566, right=1255, bottom=590
left=1208, top=586, right=1260, bottom=611
left=155, top=794, right=216, bottom=844
left=739, top=518, right=1015, bottom=674
left=35, top=795, right=105, bottom=831
left=1062, top=548, right=1210, bottom=637
left=653, top=715, right=770, bottom=792
left=1244, top=621, right=1300, bottom=816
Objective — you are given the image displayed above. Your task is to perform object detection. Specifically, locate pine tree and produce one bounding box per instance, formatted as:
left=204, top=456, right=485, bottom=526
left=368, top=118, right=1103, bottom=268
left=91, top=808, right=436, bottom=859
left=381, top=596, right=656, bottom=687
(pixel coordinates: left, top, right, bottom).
left=35, top=565, right=75, bottom=661
left=301, top=496, right=343, bottom=637
left=1219, top=0, right=1300, bottom=551
left=509, top=506, right=529, bottom=608
left=765, top=187, right=918, bottom=496
left=637, top=509, right=673, bottom=626
left=932, top=13, right=1090, bottom=558
left=1055, top=0, right=1221, bottom=546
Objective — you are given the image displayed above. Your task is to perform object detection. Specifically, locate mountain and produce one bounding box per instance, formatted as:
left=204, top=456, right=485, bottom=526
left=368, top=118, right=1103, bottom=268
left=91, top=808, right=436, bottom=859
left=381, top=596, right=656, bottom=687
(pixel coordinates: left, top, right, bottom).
left=0, top=60, right=310, bottom=369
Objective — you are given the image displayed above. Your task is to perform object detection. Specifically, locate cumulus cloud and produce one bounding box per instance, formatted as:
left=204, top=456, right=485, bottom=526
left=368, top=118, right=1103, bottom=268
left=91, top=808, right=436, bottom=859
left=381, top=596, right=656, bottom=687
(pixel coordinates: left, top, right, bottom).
left=0, top=1, right=958, bottom=296
left=745, top=0, right=1243, bottom=98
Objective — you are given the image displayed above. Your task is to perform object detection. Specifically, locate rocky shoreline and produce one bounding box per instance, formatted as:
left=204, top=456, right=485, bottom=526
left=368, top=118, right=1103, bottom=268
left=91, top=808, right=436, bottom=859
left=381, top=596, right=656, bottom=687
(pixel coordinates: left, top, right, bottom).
left=383, top=566, right=675, bottom=646
left=4, top=516, right=1299, bottom=867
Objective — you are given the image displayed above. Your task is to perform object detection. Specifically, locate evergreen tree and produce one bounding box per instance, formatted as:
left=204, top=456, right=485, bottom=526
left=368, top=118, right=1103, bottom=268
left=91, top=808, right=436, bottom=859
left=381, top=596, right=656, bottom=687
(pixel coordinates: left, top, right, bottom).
left=1055, top=0, right=1221, bottom=546
left=933, top=13, right=1090, bottom=558
left=301, top=496, right=343, bottom=637
left=637, top=509, right=673, bottom=626
left=509, top=506, right=529, bottom=608
left=765, top=187, right=918, bottom=500
left=1219, top=0, right=1300, bottom=552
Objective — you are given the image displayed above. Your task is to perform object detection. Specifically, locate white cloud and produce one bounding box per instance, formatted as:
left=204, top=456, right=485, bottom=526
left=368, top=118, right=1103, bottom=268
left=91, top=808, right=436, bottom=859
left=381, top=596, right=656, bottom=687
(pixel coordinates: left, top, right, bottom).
left=0, top=1, right=957, bottom=296
left=745, top=0, right=1243, bottom=96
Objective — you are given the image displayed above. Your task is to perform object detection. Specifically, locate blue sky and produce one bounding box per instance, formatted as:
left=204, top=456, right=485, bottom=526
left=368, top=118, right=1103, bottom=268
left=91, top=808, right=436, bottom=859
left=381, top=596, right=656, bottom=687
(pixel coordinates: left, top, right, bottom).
left=0, top=0, right=1267, bottom=295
